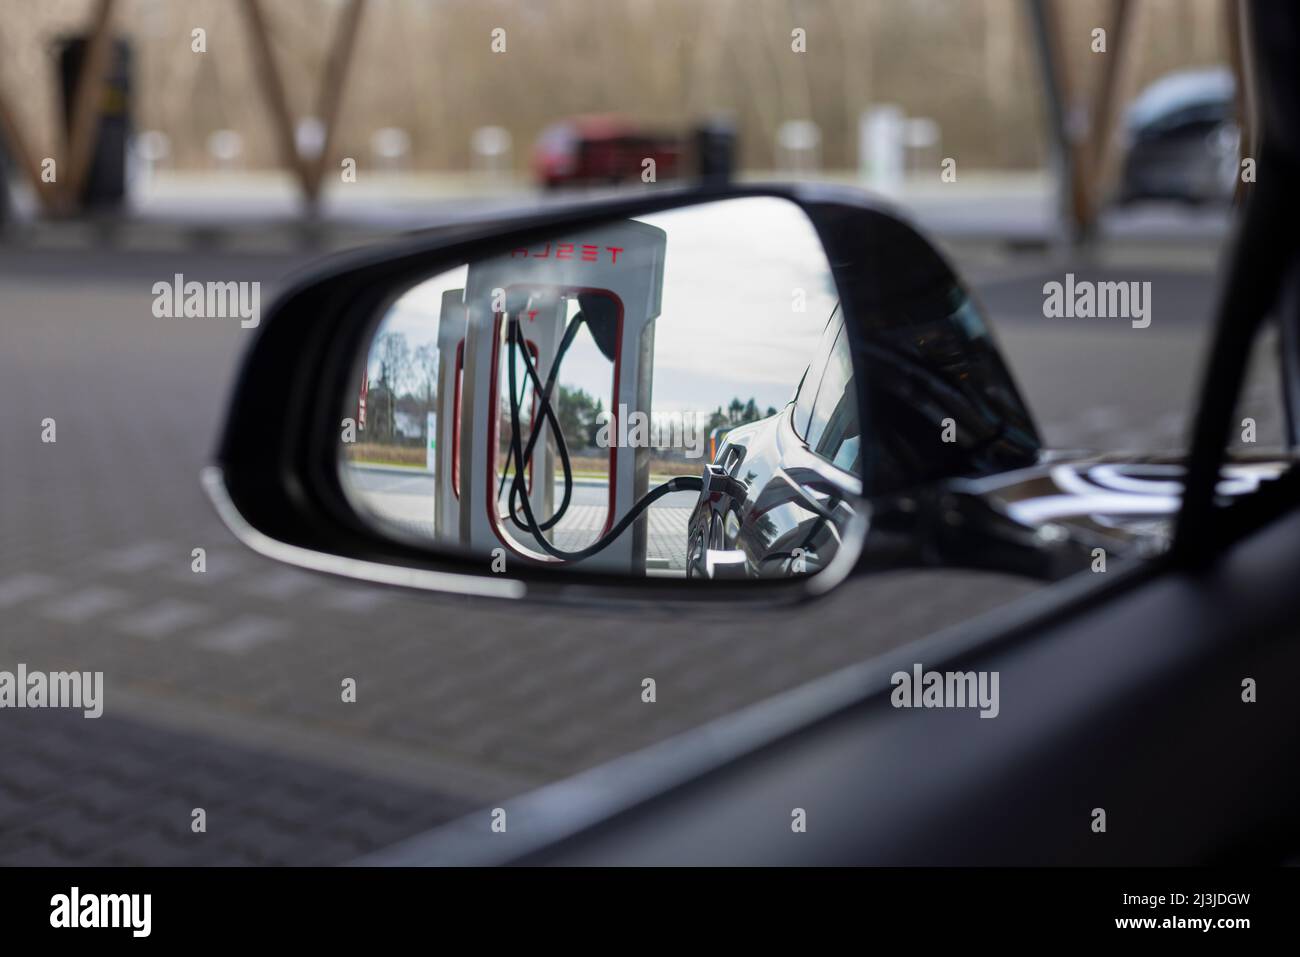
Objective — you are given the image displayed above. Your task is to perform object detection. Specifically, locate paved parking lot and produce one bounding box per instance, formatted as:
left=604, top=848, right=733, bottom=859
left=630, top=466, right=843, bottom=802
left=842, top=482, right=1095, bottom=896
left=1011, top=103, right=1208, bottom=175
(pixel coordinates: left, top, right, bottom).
left=346, top=465, right=695, bottom=569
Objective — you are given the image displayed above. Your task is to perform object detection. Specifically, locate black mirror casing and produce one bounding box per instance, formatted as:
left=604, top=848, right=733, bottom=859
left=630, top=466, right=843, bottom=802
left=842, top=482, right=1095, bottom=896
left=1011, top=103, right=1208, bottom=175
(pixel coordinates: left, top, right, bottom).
left=206, top=184, right=1041, bottom=604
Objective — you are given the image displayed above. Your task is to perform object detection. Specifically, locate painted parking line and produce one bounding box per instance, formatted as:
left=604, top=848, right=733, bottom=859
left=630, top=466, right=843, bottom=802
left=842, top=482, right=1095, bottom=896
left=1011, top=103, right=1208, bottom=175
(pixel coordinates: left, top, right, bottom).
left=0, top=574, right=59, bottom=609
left=113, top=599, right=213, bottom=640
left=40, top=586, right=131, bottom=624
left=193, top=614, right=289, bottom=654
left=322, top=588, right=392, bottom=614
left=94, top=542, right=174, bottom=574
left=242, top=568, right=319, bottom=600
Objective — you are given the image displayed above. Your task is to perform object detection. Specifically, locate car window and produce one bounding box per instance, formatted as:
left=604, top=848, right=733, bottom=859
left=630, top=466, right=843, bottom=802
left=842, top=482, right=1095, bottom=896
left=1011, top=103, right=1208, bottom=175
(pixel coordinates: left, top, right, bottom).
left=805, top=324, right=861, bottom=472
left=792, top=306, right=842, bottom=439
left=1231, top=317, right=1288, bottom=450
left=1147, top=101, right=1232, bottom=137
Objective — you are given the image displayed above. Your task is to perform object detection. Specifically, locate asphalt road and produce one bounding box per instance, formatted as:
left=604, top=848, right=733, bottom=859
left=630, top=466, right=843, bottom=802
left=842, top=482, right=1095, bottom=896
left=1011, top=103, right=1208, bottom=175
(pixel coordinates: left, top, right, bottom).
left=346, top=466, right=697, bottom=567
left=0, top=212, right=1279, bottom=865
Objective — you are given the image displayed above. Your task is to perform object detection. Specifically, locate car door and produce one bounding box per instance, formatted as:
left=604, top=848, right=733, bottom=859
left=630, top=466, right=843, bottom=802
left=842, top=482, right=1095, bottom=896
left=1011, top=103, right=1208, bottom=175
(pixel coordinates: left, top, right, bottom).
left=356, top=0, right=1300, bottom=868
left=753, top=316, right=863, bottom=576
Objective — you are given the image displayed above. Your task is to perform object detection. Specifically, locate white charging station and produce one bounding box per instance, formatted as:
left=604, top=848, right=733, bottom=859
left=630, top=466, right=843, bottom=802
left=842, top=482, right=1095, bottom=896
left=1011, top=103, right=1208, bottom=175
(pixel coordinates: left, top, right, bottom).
left=432, top=219, right=667, bottom=573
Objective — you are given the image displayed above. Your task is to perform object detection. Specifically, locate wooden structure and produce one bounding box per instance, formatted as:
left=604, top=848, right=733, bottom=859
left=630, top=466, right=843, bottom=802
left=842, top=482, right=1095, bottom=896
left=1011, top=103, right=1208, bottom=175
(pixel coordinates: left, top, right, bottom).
left=0, top=0, right=1255, bottom=232
left=0, top=0, right=367, bottom=214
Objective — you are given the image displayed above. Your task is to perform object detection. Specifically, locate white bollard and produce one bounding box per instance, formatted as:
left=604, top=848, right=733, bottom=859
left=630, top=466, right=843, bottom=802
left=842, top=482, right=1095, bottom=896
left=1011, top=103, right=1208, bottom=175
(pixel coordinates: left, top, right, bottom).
left=207, top=129, right=244, bottom=170
left=471, top=126, right=513, bottom=180
left=370, top=128, right=411, bottom=173
left=296, top=116, right=326, bottom=162
left=861, top=106, right=905, bottom=196
left=776, top=120, right=821, bottom=175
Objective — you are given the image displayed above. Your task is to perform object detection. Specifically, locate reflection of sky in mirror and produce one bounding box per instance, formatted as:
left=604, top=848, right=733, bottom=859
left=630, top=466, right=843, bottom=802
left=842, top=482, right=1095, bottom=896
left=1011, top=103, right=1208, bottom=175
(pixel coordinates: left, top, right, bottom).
left=638, top=198, right=837, bottom=412
left=369, top=265, right=467, bottom=390
left=367, top=198, right=838, bottom=415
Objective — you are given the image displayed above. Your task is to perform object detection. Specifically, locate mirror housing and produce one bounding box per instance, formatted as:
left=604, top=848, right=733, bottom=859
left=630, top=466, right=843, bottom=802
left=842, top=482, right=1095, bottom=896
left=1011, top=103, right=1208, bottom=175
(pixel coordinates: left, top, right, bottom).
left=206, top=184, right=1040, bottom=604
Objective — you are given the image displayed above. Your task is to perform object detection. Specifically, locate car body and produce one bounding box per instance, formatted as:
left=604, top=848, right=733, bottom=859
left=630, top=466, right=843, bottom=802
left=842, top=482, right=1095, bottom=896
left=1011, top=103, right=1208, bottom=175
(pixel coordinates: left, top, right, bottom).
left=533, top=114, right=682, bottom=189
left=686, top=302, right=1292, bottom=581
left=1117, top=66, right=1240, bottom=205
left=686, top=307, right=862, bottom=579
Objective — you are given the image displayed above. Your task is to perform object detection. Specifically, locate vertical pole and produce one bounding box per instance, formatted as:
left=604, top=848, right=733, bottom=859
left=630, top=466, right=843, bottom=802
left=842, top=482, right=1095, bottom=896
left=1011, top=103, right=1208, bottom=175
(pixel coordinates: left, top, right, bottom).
left=238, top=0, right=313, bottom=203
left=305, top=0, right=367, bottom=199
left=62, top=0, right=118, bottom=209
left=0, top=85, right=60, bottom=212
left=1026, top=0, right=1093, bottom=243
left=1225, top=0, right=1256, bottom=206
left=1089, top=0, right=1140, bottom=202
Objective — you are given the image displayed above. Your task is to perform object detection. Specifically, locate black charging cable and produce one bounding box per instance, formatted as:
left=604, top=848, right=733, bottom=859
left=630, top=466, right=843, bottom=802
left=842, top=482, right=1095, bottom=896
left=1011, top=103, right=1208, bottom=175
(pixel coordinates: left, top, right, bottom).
left=500, top=290, right=621, bottom=529
left=502, top=311, right=588, bottom=532
left=503, top=315, right=703, bottom=562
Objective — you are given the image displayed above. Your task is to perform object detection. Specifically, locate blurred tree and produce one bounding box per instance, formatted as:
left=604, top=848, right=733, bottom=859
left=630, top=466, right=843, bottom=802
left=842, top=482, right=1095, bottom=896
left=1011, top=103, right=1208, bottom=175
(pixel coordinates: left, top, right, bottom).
left=413, top=343, right=438, bottom=414
left=557, top=384, right=603, bottom=449
left=709, top=397, right=771, bottom=430
left=374, top=331, right=410, bottom=438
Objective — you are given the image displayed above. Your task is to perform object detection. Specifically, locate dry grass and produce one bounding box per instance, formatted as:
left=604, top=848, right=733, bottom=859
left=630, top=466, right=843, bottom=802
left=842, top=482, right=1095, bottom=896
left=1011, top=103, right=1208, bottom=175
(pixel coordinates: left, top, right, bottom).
left=343, top=445, right=703, bottom=476
left=344, top=443, right=427, bottom=467
left=570, top=454, right=701, bottom=477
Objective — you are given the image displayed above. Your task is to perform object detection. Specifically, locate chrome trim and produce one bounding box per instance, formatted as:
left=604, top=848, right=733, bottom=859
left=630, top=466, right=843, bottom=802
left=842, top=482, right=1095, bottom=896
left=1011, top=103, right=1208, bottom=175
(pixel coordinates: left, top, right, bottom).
left=204, top=464, right=865, bottom=602
left=201, top=466, right=528, bottom=600
left=806, top=504, right=869, bottom=596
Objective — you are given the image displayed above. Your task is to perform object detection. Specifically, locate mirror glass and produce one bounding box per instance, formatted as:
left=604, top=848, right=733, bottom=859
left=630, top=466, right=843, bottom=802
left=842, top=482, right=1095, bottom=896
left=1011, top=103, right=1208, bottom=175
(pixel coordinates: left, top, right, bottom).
left=339, top=197, right=861, bottom=581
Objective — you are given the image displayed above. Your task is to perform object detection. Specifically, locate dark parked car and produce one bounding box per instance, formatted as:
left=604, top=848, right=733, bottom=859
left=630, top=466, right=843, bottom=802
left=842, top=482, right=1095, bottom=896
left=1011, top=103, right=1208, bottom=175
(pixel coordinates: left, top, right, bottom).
left=687, top=307, right=862, bottom=579
left=686, top=304, right=1287, bottom=582
left=1117, top=66, right=1240, bottom=205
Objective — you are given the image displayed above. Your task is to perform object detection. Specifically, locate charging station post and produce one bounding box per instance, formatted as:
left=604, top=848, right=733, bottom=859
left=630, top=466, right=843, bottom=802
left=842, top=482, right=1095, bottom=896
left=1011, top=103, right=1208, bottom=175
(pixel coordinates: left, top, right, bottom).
left=444, top=219, right=667, bottom=573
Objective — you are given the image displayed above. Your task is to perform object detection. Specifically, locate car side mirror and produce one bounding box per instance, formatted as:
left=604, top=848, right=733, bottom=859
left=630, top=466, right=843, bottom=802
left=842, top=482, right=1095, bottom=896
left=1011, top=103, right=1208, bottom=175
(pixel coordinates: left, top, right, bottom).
left=205, top=186, right=1040, bottom=604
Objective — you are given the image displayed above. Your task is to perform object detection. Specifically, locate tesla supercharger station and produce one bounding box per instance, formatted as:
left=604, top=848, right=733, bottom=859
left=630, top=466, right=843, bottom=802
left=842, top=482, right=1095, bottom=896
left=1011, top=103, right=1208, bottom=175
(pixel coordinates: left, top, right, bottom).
left=433, top=284, right=563, bottom=540
left=436, top=219, right=666, bottom=573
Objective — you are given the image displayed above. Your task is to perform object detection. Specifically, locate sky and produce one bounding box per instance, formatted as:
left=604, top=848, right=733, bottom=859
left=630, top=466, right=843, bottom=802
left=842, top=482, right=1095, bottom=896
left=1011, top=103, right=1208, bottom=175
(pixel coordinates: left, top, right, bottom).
left=367, top=196, right=840, bottom=417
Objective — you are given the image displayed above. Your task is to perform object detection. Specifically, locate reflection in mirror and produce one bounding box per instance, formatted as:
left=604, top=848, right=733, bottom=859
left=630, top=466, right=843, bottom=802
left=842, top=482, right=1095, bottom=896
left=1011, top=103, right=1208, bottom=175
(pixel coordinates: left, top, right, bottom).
left=340, top=197, right=859, bottom=581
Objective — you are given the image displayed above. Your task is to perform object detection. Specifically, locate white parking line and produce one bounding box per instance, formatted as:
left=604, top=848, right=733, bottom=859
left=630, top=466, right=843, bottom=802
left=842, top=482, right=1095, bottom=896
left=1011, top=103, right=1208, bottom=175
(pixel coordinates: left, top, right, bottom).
left=0, top=574, right=58, bottom=609
left=41, top=586, right=131, bottom=624
left=242, top=568, right=317, bottom=600
left=96, top=542, right=173, bottom=574
left=323, top=588, right=390, bottom=614
left=114, top=599, right=213, bottom=639
left=193, top=615, right=289, bottom=654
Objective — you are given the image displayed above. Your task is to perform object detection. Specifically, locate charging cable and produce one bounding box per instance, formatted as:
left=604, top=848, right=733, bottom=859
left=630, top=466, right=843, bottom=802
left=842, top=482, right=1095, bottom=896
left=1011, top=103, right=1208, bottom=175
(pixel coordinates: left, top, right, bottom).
left=503, top=313, right=703, bottom=562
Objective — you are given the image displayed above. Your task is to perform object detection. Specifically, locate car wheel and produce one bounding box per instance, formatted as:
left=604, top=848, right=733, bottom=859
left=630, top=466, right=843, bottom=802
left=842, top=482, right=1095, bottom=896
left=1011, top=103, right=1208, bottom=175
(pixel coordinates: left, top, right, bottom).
left=686, top=530, right=706, bottom=579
